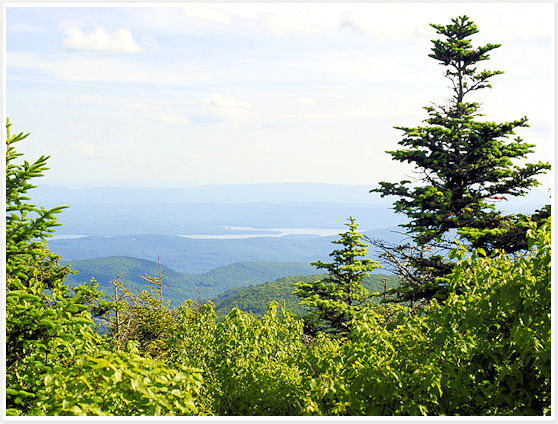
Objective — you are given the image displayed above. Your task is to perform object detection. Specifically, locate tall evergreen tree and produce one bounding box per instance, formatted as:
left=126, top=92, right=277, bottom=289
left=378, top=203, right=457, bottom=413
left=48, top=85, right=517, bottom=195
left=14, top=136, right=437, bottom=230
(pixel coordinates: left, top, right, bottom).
left=294, top=216, right=380, bottom=336
left=372, top=16, right=550, bottom=302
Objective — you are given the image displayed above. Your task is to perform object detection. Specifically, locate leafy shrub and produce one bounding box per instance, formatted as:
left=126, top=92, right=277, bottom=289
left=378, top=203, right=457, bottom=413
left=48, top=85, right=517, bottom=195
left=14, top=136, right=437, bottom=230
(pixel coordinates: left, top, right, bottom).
left=305, top=219, right=551, bottom=416
left=36, top=343, right=204, bottom=416
left=166, top=302, right=309, bottom=415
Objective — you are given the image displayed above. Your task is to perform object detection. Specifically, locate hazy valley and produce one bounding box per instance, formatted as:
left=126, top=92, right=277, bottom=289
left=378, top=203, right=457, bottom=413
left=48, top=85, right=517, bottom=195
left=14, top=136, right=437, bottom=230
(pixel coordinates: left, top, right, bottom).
left=41, top=182, right=550, bottom=305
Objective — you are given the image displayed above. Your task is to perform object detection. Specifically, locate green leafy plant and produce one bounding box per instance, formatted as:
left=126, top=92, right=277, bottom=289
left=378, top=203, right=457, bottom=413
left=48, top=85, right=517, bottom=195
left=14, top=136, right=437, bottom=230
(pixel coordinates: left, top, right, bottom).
left=36, top=342, right=204, bottom=416
left=165, top=302, right=309, bottom=415
left=5, top=119, right=103, bottom=414
left=305, top=219, right=550, bottom=416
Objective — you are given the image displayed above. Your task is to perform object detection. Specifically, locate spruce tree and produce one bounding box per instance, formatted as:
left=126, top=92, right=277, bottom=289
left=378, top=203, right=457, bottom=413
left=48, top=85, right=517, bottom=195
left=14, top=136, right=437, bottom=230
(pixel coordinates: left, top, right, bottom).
left=5, top=120, right=107, bottom=414
left=372, top=16, right=550, bottom=302
left=294, top=216, right=380, bottom=336
left=6, top=118, right=69, bottom=291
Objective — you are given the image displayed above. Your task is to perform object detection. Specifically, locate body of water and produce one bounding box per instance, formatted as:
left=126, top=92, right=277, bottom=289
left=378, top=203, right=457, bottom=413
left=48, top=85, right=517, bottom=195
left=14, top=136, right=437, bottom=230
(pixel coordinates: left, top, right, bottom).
left=50, top=226, right=354, bottom=240
left=50, top=234, right=89, bottom=240
left=178, top=226, right=348, bottom=239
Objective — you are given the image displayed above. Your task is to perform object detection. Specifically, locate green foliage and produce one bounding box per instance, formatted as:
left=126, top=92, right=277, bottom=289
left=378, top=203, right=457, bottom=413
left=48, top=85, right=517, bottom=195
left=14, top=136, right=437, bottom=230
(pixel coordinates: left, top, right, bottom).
left=36, top=344, right=203, bottom=416
left=295, top=217, right=381, bottom=336
left=5, top=119, right=99, bottom=414
left=214, top=274, right=319, bottom=317
left=114, top=217, right=550, bottom=416
left=372, top=16, right=551, bottom=301
left=164, top=302, right=309, bottom=415
left=105, top=287, right=177, bottom=358
left=5, top=118, right=69, bottom=292
left=430, top=219, right=551, bottom=414
left=213, top=273, right=400, bottom=318
left=6, top=281, right=104, bottom=415
left=304, top=219, right=551, bottom=416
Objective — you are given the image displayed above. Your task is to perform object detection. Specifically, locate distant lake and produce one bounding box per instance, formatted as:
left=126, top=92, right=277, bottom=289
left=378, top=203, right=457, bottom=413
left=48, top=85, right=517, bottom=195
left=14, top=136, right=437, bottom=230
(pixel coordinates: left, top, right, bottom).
left=50, top=235, right=114, bottom=240
left=50, top=234, right=89, bottom=240
left=178, top=226, right=348, bottom=239
left=49, top=227, right=353, bottom=240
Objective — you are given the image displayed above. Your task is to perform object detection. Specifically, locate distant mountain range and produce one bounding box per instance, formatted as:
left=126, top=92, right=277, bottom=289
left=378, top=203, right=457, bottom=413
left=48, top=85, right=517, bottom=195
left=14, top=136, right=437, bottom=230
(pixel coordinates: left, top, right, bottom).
left=44, top=182, right=549, bottom=303
left=44, top=182, right=550, bottom=313
left=64, top=255, right=401, bottom=312
left=34, top=183, right=548, bottom=238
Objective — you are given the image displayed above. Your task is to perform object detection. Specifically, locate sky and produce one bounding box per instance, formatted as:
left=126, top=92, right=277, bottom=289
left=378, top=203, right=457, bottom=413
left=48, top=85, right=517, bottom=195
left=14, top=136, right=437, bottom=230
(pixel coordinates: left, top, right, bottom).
left=5, top=2, right=554, bottom=189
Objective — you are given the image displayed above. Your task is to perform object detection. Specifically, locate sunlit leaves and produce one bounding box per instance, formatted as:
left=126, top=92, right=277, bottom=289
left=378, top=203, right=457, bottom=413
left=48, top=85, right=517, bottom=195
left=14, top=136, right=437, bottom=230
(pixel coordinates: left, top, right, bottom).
left=37, top=350, right=204, bottom=416
left=304, top=220, right=550, bottom=416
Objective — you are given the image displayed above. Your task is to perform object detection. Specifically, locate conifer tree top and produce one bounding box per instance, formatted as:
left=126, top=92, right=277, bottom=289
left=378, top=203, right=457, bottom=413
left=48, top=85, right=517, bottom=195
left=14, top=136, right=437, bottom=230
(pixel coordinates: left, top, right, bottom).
left=372, top=16, right=551, bottom=302
left=428, top=15, right=503, bottom=106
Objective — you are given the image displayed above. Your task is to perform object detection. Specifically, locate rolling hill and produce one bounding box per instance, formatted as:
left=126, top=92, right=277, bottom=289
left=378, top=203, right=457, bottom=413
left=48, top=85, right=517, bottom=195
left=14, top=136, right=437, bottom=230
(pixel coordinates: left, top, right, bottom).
left=64, top=256, right=321, bottom=306
left=212, top=273, right=401, bottom=318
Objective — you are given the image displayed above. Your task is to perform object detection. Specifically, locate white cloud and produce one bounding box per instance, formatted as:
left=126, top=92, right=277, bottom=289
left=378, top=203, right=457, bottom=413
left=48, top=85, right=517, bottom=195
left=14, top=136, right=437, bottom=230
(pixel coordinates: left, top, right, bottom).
left=175, top=2, right=552, bottom=40
left=71, top=142, right=129, bottom=157
left=192, top=95, right=252, bottom=123
left=199, top=95, right=251, bottom=110
left=63, top=25, right=145, bottom=53
left=71, top=94, right=191, bottom=126
left=296, top=97, right=317, bottom=107
left=43, top=143, right=68, bottom=155
left=338, top=8, right=437, bottom=41
left=338, top=3, right=553, bottom=42
left=69, top=93, right=250, bottom=126
left=123, top=101, right=191, bottom=125
left=156, top=114, right=191, bottom=125
left=273, top=96, right=426, bottom=123
left=257, top=12, right=320, bottom=35
left=153, top=4, right=323, bottom=36
left=8, top=52, right=196, bottom=85
left=181, top=5, right=234, bottom=25
left=7, top=22, right=49, bottom=33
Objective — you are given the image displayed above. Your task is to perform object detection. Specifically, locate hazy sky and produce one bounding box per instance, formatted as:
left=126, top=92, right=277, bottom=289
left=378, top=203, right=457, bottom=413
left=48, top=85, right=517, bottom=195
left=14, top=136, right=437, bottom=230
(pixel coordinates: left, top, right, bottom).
left=6, top=2, right=554, bottom=189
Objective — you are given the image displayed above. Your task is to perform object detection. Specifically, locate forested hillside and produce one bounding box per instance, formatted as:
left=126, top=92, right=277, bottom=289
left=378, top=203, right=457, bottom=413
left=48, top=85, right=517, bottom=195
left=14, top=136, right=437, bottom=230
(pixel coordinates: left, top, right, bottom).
left=213, top=273, right=400, bottom=317
left=6, top=15, right=551, bottom=417
left=64, top=256, right=320, bottom=306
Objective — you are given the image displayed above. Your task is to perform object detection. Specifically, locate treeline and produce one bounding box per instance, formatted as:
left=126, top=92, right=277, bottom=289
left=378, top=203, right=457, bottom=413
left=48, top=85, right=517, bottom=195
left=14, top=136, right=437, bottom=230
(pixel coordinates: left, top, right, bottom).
left=213, top=273, right=400, bottom=318
left=6, top=15, right=551, bottom=416
left=63, top=256, right=320, bottom=307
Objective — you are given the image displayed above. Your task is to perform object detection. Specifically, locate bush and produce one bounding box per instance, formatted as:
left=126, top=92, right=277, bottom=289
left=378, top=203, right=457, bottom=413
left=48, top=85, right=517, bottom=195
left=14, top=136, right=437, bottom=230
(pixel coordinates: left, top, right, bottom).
left=166, top=302, right=309, bottom=415
left=36, top=343, right=204, bottom=416
left=305, top=219, right=551, bottom=415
